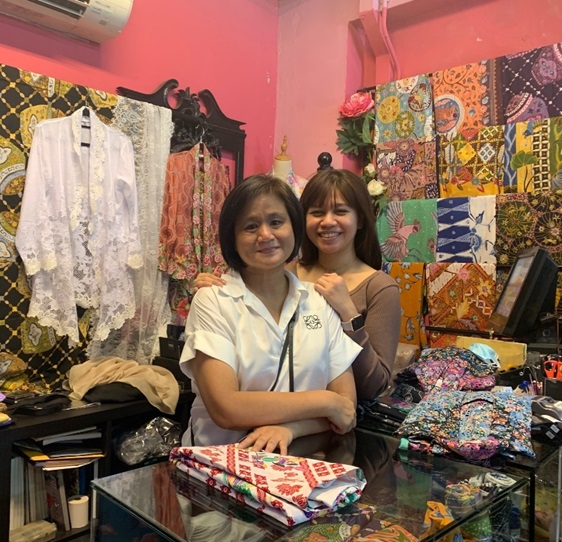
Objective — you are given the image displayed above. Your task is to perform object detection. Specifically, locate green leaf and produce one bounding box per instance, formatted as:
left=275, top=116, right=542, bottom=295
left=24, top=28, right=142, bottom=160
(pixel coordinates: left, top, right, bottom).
left=362, top=116, right=373, bottom=144
left=510, top=150, right=538, bottom=170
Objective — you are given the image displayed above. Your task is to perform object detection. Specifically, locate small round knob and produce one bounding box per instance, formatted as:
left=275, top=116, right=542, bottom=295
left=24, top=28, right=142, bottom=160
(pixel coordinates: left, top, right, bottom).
left=317, top=152, right=333, bottom=170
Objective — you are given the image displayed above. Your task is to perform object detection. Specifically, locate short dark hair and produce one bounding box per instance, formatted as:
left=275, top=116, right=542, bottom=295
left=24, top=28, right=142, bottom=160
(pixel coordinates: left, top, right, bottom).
left=219, top=174, right=304, bottom=272
left=299, top=169, right=382, bottom=269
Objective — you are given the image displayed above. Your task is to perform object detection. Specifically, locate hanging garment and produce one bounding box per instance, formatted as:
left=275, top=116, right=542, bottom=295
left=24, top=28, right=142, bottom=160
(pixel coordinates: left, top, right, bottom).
left=88, top=96, right=173, bottom=364
left=159, top=144, right=230, bottom=290
left=15, top=107, right=142, bottom=344
left=169, top=444, right=366, bottom=527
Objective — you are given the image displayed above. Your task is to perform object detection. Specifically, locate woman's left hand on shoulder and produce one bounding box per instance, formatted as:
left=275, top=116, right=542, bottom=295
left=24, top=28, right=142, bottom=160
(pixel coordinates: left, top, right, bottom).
left=314, top=274, right=357, bottom=321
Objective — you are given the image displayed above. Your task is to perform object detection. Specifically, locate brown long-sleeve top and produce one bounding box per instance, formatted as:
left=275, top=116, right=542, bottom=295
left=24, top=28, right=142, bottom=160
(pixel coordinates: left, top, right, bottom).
left=345, top=271, right=401, bottom=401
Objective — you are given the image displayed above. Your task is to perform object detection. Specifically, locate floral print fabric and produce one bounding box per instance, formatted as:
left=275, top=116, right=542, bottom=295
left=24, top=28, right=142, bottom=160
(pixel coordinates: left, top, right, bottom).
left=169, top=444, right=366, bottom=527
left=374, top=75, right=435, bottom=145
left=432, top=60, right=502, bottom=136
left=397, top=389, right=535, bottom=461
left=375, top=138, right=439, bottom=201
left=495, top=190, right=562, bottom=265
left=425, top=262, right=497, bottom=336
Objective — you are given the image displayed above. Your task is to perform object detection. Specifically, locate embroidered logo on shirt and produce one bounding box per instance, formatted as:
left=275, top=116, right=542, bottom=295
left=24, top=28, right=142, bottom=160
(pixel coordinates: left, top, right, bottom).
left=303, top=315, right=322, bottom=330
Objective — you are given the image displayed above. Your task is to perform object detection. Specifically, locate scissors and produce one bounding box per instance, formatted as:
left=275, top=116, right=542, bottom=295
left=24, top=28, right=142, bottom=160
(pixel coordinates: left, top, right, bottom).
left=543, top=356, right=562, bottom=379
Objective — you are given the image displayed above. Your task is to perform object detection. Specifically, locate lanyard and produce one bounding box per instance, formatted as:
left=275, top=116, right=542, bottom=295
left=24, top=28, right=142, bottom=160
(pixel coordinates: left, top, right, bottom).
left=269, top=310, right=297, bottom=392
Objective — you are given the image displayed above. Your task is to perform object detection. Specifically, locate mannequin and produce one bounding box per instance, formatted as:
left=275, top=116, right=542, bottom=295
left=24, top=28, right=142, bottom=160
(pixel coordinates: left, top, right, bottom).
left=271, top=136, right=308, bottom=198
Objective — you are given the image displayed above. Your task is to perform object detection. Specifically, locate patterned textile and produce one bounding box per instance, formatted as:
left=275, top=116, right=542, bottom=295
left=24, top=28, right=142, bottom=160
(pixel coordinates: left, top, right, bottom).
left=392, top=345, right=496, bottom=403
left=421, top=501, right=461, bottom=542
left=375, top=138, right=439, bottom=201
left=432, top=59, right=502, bottom=136
left=438, top=125, right=505, bottom=197
left=436, top=196, right=496, bottom=263
left=425, top=262, right=497, bottom=334
left=501, top=43, right=562, bottom=124
left=277, top=502, right=383, bottom=541
left=502, top=118, right=551, bottom=193
left=407, top=346, right=497, bottom=395
left=374, top=75, right=434, bottom=144
left=353, top=524, right=419, bottom=541
left=377, top=199, right=437, bottom=263
left=495, top=190, right=562, bottom=265
left=397, top=389, right=535, bottom=461
left=159, top=145, right=230, bottom=322
left=381, top=262, right=427, bottom=348
left=169, top=444, right=366, bottom=527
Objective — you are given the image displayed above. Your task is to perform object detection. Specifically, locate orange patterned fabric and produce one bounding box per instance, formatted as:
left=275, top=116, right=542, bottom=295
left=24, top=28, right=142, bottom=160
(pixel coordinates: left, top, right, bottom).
left=382, top=262, right=427, bottom=349
left=158, top=145, right=230, bottom=288
left=425, top=263, right=497, bottom=347
left=432, top=60, right=501, bottom=136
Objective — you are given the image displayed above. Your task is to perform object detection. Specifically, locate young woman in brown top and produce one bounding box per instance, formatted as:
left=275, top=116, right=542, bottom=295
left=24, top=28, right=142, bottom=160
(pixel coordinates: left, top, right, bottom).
left=195, top=169, right=401, bottom=401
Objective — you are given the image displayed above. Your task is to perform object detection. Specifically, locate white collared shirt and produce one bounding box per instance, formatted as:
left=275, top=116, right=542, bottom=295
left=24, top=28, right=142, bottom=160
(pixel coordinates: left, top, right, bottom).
left=180, top=269, right=362, bottom=445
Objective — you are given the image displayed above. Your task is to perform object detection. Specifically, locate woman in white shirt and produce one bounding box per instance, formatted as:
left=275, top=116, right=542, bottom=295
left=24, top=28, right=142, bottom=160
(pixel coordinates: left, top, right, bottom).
left=180, top=175, right=361, bottom=454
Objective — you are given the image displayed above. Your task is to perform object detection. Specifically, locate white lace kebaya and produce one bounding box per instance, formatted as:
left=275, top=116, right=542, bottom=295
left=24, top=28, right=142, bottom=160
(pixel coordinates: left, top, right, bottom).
left=16, top=107, right=143, bottom=345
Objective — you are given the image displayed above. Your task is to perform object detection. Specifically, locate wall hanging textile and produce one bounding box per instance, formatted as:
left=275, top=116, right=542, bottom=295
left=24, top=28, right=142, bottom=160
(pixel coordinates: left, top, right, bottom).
left=169, top=444, right=366, bottom=527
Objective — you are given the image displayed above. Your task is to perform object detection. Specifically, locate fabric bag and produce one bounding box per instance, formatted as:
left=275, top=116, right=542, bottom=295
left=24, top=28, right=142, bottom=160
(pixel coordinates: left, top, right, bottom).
left=169, top=444, right=366, bottom=526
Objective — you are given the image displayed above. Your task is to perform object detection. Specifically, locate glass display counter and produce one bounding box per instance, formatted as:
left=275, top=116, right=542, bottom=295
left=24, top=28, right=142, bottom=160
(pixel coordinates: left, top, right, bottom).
left=91, top=428, right=530, bottom=542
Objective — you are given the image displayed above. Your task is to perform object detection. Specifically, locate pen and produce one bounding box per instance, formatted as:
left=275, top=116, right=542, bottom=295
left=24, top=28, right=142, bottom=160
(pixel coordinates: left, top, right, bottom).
left=63, top=402, right=101, bottom=411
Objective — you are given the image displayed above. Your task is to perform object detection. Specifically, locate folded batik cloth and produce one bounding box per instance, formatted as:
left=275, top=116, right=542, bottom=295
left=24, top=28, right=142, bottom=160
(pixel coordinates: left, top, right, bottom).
left=169, top=444, right=366, bottom=526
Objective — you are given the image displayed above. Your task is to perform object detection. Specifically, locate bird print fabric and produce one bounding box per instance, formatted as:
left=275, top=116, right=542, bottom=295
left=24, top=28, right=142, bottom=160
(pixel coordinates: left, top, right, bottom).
left=377, top=200, right=437, bottom=263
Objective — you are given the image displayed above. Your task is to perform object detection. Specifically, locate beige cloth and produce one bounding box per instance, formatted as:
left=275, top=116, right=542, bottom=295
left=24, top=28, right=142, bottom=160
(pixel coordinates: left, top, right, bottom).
left=67, top=357, right=179, bottom=414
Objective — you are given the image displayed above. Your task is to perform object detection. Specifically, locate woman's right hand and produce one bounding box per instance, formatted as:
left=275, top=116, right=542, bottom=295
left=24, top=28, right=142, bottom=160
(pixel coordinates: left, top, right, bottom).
left=193, top=272, right=226, bottom=291
left=327, top=394, right=356, bottom=434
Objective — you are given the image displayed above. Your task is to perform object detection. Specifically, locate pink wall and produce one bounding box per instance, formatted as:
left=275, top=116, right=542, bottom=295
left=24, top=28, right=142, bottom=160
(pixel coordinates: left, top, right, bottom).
left=0, top=0, right=279, bottom=176
left=277, top=0, right=562, bottom=175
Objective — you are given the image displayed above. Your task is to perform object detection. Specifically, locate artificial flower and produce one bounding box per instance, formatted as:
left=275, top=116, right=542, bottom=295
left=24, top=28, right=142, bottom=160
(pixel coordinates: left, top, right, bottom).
left=367, top=179, right=386, bottom=197
left=338, top=92, right=375, bottom=118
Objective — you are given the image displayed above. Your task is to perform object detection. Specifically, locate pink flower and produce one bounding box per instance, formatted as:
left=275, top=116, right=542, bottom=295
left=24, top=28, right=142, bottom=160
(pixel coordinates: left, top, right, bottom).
left=338, top=92, right=375, bottom=118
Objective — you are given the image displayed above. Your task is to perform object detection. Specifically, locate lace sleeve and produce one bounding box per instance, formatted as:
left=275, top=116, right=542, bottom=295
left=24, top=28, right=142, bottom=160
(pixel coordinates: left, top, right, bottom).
left=15, top=125, right=57, bottom=275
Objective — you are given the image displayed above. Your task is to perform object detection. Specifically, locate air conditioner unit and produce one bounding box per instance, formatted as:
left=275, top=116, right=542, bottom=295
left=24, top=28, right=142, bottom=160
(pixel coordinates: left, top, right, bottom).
left=0, top=0, right=134, bottom=44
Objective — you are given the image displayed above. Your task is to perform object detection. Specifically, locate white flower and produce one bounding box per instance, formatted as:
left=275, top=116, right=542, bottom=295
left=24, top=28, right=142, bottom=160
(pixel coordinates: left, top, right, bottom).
left=367, top=179, right=386, bottom=197
left=364, top=163, right=376, bottom=176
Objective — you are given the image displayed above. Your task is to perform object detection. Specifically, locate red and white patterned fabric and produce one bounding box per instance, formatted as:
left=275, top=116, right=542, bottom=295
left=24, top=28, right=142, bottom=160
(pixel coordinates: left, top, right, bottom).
left=169, top=444, right=366, bottom=527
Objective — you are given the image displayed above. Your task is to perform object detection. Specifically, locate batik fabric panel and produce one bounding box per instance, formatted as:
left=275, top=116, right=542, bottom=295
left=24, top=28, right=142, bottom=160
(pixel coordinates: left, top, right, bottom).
left=377, top=199, right=437, bottom=263
left=431, top=59, right=502, bottom=136
left=503, top=118, right=551, bottom=193
left=169, top=444, right=366, bottom=527
left=436, top=195, right=496, bottom=263
left=375, top=138, right=439, bottom=201
left=425, top=262, right=497, bottom=337
left=438, top=125, right=505, bottom=197
left=501, top=43, right=562, bottom=124
left=495, top=190, right=562, bottom=265
left=374, top=75, right=434, bottom=145
left=382, top=262, right=427, bottom=349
